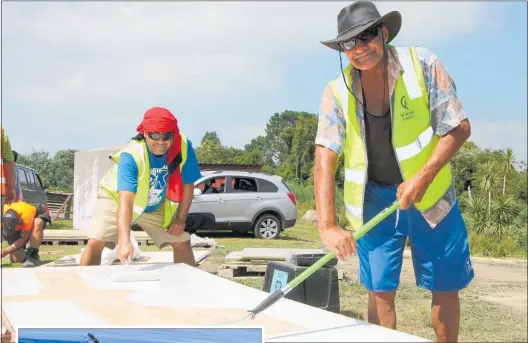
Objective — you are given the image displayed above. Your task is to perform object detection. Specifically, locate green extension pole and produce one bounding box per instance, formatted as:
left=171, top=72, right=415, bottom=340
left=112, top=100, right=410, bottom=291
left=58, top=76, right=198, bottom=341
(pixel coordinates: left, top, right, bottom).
left=246, top=199, right=400, bottom=319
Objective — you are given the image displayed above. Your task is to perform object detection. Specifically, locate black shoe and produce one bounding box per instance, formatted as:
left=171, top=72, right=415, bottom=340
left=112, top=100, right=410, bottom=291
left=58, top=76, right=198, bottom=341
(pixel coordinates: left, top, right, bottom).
left=23, top=247, right=41, bottom=267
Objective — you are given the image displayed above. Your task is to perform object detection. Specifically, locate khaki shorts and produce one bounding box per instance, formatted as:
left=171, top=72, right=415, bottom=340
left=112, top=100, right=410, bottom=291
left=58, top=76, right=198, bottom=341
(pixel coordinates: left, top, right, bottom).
left=89, top=190, right=190, bottom=249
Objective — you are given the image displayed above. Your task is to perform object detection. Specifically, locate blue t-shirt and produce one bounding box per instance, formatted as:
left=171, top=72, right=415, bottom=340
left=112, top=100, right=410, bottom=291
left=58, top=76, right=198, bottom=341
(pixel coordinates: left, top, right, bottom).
left=116, top=139, right=202, bottom=212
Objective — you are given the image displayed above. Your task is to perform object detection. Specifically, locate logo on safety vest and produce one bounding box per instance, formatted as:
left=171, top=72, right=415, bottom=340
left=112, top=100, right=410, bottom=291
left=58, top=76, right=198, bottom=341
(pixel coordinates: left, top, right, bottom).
left=400, top=96, right=408, bottom=109
left=400, top=96, right=415, bottom=121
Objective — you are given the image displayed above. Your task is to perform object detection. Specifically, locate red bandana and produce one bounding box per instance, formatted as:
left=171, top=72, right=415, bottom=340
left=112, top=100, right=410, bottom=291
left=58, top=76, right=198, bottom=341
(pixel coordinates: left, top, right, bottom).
left=136, top=107, right=183, bottom=202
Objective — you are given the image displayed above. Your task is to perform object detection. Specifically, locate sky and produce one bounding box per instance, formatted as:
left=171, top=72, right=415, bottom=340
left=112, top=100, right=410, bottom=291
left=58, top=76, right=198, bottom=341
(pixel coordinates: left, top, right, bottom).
left=2, top=1, right=527, bottom=163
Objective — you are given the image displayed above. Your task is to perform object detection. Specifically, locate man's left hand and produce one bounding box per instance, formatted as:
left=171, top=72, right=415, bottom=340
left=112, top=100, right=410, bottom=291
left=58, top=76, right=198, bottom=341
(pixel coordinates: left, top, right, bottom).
left=1, top=250, right=9, bottom=258
left=396, top=175, right=431, bottom=210
left=168, top=217, right=186, bottom=236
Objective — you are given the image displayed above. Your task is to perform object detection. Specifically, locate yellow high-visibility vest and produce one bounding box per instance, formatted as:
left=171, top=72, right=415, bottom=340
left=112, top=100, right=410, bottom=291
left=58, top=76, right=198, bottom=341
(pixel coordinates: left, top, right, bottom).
left=329, top=46, right=453, bottom=231
left=99, top=134, right=189, bottom=229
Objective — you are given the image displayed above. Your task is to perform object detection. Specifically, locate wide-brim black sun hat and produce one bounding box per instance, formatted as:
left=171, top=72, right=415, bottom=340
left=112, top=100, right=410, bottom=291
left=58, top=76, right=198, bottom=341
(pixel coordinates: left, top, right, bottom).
left=321, top=1, right=402, bottom=51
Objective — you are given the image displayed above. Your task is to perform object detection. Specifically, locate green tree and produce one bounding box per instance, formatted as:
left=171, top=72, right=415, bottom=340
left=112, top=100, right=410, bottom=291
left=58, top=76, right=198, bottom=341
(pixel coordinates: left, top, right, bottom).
left=195, top=131, right=226, bottom=164
left=280, top=115, right=318, bottom=182
left=49, top=149, right=77, bottom=192
left=264, top=111, right=315, bottom=166
left=499, top=148, right=516, bottom=196
left=16, top=149, right=77, bottom=192
left=474, top=160, right=499, bottom=218
left=487, top=195, right=518, bottom=239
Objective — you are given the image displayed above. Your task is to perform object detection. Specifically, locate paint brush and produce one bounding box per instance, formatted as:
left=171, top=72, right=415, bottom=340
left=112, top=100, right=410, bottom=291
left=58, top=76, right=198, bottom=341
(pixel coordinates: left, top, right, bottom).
left=245, top=199, right=400, bottom=319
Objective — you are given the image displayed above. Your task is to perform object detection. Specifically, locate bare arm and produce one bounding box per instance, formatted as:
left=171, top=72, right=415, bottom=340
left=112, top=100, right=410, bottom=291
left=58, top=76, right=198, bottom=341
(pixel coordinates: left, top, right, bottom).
left=116, top=190, right=135, bottom=241
left=418, top=119, right=471, bottom=184
left=174, top=183, right=194, bottom=222
left=314, top=145, right=340, bottom=231
left=2, top=230, right=30, bottom=255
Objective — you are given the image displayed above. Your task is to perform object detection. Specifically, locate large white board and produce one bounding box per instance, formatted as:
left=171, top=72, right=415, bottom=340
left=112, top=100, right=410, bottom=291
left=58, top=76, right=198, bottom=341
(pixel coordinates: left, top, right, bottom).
left=1, top=263, right=428, bottom=342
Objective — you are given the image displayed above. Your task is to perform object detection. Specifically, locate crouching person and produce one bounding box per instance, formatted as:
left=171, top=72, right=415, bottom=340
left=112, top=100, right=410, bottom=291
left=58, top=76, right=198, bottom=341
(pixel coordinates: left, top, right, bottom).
left=79, top=107, right=202, bottom=267
left=1, top=202, right=51, bottom=267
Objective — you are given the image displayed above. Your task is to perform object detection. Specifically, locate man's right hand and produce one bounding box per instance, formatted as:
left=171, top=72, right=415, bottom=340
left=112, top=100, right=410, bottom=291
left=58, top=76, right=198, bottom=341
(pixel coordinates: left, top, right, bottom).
left=320, top=225, right=357, bottom=261
left=116, top=238, right=134, bottom=264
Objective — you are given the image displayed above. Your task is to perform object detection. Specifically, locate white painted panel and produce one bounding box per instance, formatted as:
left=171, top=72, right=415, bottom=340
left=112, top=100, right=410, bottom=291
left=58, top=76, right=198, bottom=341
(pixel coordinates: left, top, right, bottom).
left=4, top=301, right=107, bottom=327
left=47, top=250, right=210, bottom=267
left=2, top=272, right=45, bottom=296
left=267, top=323, right=429, bottom=342
left=2, top=263, right=427, bottom=342
left=76, top=264, right=170, bottom=292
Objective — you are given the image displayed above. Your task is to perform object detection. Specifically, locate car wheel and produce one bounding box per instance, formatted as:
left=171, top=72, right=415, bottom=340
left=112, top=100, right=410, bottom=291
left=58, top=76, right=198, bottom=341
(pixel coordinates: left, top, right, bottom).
left=253, top=214, right=281, bottom=239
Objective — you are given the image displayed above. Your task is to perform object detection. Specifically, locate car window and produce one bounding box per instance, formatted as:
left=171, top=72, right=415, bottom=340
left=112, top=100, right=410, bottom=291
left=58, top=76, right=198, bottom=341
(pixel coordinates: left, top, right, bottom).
left=18, top=169, right=29, bottom=188
left=281, top=180, right=293, bottom=192
left=232, top=177, right=258, bottom=192
left=196, top=176, right=227, bottom=194
left=35, top=173, right=44, bottom=189
left=27, top=171, right=37, bottom=190
left=256, top=178, right=278, bottom=192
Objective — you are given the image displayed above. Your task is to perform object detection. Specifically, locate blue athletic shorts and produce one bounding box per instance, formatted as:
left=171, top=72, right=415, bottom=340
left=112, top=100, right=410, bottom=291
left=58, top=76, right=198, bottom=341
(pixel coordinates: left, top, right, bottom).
left=356, top=180, right=475, bottom=293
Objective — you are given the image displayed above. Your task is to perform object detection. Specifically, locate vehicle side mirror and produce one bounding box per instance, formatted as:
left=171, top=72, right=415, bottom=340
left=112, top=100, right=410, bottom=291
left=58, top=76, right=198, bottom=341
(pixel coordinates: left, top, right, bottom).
left=193, top=188, right=202, bottom=196
left=43, top=184, right=50, bottom=190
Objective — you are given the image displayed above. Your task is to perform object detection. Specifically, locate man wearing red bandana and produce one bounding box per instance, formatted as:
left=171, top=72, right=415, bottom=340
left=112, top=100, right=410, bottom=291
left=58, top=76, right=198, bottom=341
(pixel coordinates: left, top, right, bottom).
left=80, top=107, right=202, bottom=266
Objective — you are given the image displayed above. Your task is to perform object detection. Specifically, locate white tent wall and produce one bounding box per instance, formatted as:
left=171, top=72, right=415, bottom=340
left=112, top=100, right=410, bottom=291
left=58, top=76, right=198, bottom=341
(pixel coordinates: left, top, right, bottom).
left=73, top=145, right=125, bottom=231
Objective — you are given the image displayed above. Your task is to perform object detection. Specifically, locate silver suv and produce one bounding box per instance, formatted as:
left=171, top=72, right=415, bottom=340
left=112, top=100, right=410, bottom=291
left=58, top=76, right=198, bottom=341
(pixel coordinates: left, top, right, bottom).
left=188, top=171, right=297, bottom=239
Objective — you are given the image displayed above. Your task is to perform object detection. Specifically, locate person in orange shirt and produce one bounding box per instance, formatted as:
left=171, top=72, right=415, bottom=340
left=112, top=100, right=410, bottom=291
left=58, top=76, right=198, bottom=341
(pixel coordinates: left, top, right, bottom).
left=1, top=201, right=51, bottom=267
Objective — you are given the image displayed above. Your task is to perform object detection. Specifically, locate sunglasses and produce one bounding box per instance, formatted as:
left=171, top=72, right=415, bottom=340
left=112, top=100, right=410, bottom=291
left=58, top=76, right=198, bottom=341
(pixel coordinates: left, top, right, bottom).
left=147, top=132, right=174, bottom=141
left=340, top=25, right=381, bottom=51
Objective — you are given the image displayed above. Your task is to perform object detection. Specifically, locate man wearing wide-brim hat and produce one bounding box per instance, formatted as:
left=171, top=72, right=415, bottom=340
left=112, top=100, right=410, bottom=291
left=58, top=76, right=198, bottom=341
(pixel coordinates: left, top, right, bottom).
left=314, top=2, right=473, bottom=342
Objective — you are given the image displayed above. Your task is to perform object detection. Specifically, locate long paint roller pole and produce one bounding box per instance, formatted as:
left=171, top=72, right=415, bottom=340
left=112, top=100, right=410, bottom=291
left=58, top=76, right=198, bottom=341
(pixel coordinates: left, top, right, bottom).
left=246, top=199, right=400, bottom=319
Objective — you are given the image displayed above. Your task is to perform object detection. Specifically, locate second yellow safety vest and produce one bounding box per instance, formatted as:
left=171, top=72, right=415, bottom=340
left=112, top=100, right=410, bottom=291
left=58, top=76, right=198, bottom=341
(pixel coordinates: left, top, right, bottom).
left=99, top=134, right=189, bottom=229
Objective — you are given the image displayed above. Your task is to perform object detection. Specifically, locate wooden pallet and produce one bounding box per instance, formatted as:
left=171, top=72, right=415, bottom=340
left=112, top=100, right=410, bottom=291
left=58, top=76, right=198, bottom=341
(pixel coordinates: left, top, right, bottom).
left=42, top=229, right=152, bottom=246
left=217, top=263, right=268, bottom=278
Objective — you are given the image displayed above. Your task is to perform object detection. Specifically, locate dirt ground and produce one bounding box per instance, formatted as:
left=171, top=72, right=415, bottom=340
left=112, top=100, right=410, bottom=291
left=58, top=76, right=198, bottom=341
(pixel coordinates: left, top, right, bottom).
left=339, top=250, right=528, bottom=309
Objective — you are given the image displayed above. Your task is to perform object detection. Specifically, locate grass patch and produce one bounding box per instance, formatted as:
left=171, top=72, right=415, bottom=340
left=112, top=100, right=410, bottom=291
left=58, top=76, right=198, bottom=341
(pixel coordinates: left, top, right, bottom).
left=1, top=243, right=81, bottom=268
left=47, top=219, right=74, bottom=230
left=195, top=224, right=322, bottom=255
left=468, top=231, right=527, bottom=259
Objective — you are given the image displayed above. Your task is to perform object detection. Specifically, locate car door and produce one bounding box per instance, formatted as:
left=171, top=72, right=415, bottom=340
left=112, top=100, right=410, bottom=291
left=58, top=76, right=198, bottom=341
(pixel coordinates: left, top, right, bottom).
left=226, top=176, right=261, bottom=227
left=189, top=176, right=230, bottom=228
left=31, top=171, right=48, bottom=208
